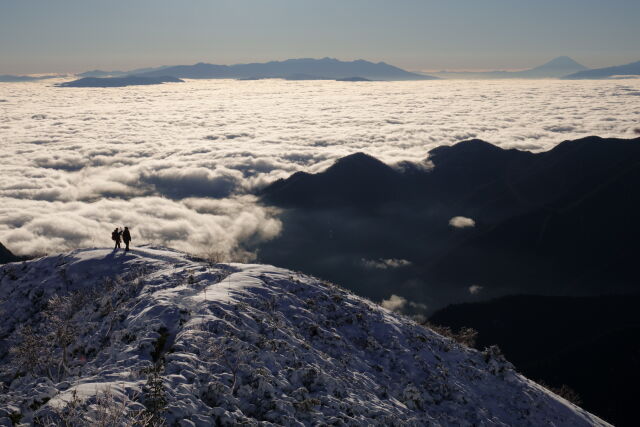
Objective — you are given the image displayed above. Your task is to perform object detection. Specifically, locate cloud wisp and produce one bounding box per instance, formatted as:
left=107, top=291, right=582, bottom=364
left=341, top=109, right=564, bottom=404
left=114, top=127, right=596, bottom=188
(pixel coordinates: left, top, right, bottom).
left=468, top=285, right=484, bottom=295
left=380, top=294, right=428, bottom=313
left=361, top=258, right=412, bottom=269
left=449, top=216, right=476, bottom=229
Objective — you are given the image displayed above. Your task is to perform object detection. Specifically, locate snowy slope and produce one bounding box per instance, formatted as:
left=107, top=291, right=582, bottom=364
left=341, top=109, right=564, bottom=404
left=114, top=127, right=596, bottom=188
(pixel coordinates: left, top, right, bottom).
left=0, top=246, right=608, bottom=426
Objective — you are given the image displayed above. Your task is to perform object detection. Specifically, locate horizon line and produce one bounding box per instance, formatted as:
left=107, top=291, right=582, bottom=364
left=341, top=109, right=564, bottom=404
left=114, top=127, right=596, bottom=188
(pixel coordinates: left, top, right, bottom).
left=3, top=55, right=638, bottom=77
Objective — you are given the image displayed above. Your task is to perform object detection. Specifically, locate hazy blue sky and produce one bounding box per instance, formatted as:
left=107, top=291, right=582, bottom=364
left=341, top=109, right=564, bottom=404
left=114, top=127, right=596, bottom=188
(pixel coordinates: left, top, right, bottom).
left=1, top=0, right=639, bottom=74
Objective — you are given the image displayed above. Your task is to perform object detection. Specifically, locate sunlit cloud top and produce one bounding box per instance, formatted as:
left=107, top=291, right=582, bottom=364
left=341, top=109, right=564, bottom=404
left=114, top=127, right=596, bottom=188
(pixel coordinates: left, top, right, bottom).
left=1, top=78, right=639, bottom=256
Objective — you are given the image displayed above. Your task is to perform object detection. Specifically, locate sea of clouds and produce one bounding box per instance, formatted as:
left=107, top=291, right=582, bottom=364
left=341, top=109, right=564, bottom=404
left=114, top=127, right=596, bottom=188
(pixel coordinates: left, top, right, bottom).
left=1, top=78, right=639, bottom=257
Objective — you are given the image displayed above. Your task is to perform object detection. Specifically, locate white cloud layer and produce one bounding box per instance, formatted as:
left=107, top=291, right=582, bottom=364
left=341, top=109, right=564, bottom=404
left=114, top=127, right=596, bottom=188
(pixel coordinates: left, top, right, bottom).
left=1, top=79, right=639, bottom=256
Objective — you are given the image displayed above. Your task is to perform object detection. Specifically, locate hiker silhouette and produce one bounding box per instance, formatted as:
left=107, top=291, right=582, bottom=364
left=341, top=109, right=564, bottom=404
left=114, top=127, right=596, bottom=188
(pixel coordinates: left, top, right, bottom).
left=111, top=228, right=122, bottom=249
left=122, top=226, right=131, bottom=251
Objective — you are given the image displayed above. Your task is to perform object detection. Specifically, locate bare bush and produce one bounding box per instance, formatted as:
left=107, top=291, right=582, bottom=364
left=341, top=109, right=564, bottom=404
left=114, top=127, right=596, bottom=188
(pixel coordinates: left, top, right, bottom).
left=97, top=271, right=147, bottom=336
left=93, top=387, right=158, bottom=427
left=9, top=268, right=149, bottom=383
left=9, top=293, right=82, bottom=381
left=36, top=389, right=84, bottom=427
left=537, top=381, right=583, bottom=406
left=9, top=325, right=53, bottom=377
left=424, top=323, right=479, bottom=348
left=43, top=295, right=80, bottom=380
left=201, top=248, right=226, bottom=266
left=195, top=325, right=246, bottom=397
left=37, top=387, right=159, bottom=427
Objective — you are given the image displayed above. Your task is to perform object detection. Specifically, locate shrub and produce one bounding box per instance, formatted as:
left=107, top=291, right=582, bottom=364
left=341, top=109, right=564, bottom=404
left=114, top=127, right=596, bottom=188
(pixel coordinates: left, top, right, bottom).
left=36, top=387, right=158, bottom=427
left=537, top=381, right=583, bottom=406
left=143, top=363, right=168, bottom=424
left=9, top=325, right=53, bottom=377
left=43, top=295, right=80, bottom=380
left=424, top=323, right=478, bottom=348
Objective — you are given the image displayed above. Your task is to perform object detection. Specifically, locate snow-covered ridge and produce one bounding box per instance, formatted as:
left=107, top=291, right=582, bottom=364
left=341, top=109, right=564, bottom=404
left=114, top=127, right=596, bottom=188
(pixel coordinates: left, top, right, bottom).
left=0, top=246, right=608, bottom=426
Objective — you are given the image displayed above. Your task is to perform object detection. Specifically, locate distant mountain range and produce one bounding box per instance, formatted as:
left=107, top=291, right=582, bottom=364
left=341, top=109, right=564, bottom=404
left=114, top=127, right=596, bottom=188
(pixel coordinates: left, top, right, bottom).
left=76, top=66, right=170, bottom=78
left=430, top=294, right=640, bottom=426
left=562, top=59, right=640, bottom=79
left=79, top=58, right=436, bottom=81
left=57, top=75, right=184, bottom=88
left=259, top=135, right=640, bottom=313
left=0, top=74, right=59, bottom=82
left=432, top=56, right=589, bottom=79
left=8, top=57, right=640, bottom=82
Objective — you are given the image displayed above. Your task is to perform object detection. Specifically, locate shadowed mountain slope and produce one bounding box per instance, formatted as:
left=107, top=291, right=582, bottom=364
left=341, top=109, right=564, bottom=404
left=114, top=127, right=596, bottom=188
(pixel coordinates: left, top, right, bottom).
left=57, top=75, right=184, bottom=88
left=521, top=56, right=589, bottom=77
left=141, top=58, right=435, bottom=81
left=0, top=247, right=606, bottom=425
left=430, top=294, right=640, bottom=426
left=264, top=152, right=404, bottom=208
left=563, top=60, right=640, bottom=79
left=434, top=56, right=588, bottom=79
left=427, top=136, right=640, bottom=294
left=0, top=242, right=20, bottom=264
left=259, top=136, right=640, bottom=311
left=77, top=66, right=170, bottom=78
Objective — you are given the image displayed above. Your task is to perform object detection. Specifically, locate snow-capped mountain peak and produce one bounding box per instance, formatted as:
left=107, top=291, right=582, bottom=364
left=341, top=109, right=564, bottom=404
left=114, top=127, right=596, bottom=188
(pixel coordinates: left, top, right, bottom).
left=0, top=246, right=608, bottom=425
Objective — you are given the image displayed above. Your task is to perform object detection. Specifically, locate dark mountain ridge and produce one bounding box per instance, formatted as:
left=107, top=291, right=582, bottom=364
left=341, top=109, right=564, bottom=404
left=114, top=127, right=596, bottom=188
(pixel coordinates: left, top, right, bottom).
left=264, top=152, right=404, bottom=208
left=428, top=136, right=640, bottom=295
left=264, top=135, right=640, bottom=213
left=0, top=242, right=21, bottom=264
left=259, top=136, right=640, bottom=310
left=264, top=136, right=639, bottom=215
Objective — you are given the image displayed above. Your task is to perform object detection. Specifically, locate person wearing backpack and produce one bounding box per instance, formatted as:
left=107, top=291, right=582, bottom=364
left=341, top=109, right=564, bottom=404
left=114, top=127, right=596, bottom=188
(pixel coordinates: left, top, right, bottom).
left=122, top=226, right=132, bottom=251
left=112, top=227, right=122, bottom=249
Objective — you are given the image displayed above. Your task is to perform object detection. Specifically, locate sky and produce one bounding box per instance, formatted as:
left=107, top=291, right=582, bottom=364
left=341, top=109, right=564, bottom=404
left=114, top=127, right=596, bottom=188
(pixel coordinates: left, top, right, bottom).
left=1, top=0, right=639, bottom=74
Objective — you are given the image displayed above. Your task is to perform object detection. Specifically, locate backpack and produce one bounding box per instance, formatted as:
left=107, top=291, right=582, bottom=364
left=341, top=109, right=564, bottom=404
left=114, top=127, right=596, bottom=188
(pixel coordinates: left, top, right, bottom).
left=111, top=230, right=118, bottom=241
